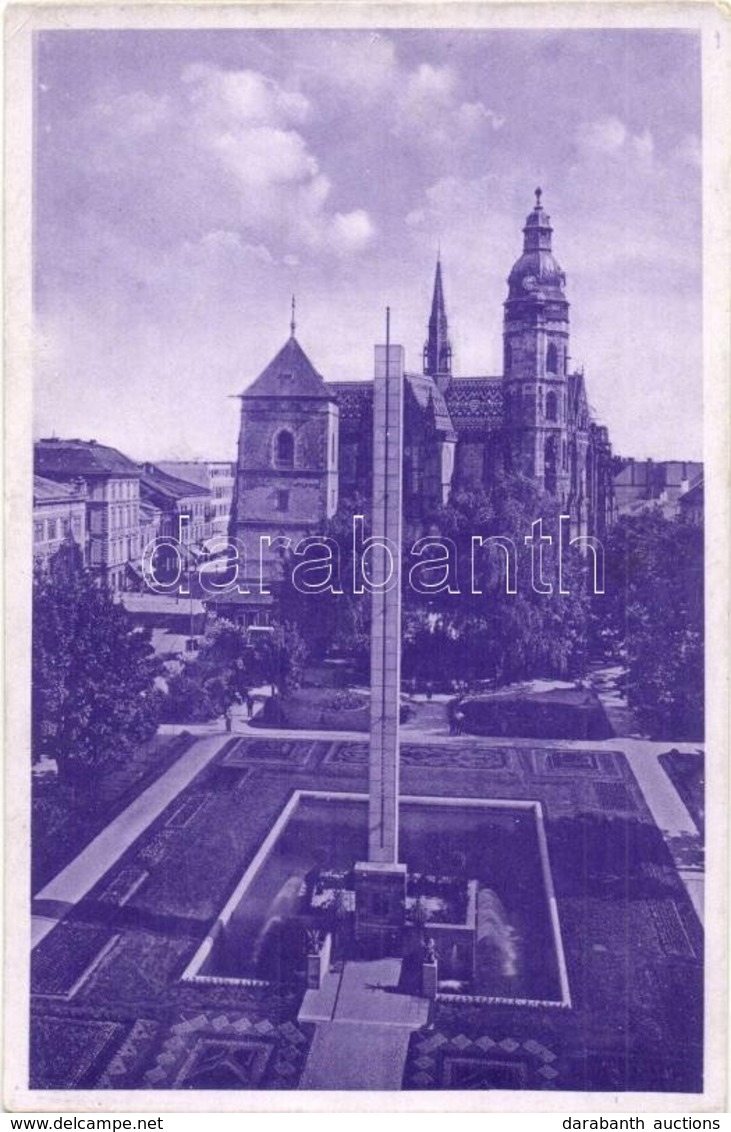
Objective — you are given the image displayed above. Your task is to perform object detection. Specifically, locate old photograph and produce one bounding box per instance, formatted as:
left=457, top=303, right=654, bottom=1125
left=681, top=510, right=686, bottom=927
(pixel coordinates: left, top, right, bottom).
left=5, top=4, right=729, bottom=1108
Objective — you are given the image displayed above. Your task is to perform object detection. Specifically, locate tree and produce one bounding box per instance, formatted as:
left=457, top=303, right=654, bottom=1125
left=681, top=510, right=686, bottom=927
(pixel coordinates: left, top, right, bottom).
left=250, top=621, right=308, bottom=697
left=404, top=471, right=592, bottom=686
left=594, top=510, right=704, bottom=739
left=32, top=540, right=162, bottom=786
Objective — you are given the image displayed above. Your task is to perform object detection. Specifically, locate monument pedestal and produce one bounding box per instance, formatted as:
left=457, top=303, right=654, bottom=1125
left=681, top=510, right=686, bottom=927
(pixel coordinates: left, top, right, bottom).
left=353, top=861, right=407, bottom=956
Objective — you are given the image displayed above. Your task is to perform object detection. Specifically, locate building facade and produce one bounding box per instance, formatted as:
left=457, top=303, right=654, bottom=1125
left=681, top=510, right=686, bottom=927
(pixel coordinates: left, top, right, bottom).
left=156, top=460, right=235, bottom=541
left=230, top=194, right=616, bottom=580
left=137, top=463, right=211, bottom=580
left=33, top=475, right=87, bottom=570
left=613, top=458, right=704, bottom=518
left=34, top=439, right=141, bottom=592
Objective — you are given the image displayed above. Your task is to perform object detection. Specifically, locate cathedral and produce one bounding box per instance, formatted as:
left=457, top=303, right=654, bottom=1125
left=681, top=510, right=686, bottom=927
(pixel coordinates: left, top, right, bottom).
left=230, top=192, right=615, bottom=578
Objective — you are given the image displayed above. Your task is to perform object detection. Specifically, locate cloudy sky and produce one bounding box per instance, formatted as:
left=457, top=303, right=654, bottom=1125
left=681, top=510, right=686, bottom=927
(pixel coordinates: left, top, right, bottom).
left=34, top=27, right=702, bottom=461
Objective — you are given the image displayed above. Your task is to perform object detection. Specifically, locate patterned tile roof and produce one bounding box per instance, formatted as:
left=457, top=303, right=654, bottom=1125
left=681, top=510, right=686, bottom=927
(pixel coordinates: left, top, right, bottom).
left=444, top=376, right=504, bottom=433
left=327, top=381, right=373, bottom=427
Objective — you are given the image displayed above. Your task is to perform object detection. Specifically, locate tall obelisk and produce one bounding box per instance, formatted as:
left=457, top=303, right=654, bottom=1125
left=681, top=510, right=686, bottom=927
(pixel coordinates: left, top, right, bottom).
left=354, top=310, right=407, bottom=954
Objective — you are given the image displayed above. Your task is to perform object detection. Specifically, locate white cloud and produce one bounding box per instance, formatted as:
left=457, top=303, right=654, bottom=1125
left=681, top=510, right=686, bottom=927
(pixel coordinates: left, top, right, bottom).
left=73, top=64, right=376, bottom=263
left=197, top=232, right=276, bottom=264
left=393, top=61, right=505, bottom=149
left=456, top=102, right=505, bottom=133
left=579, top=116, right=627, bottom=154
left=180, top=65, right=373, bottom=255
left=328, top=209, right=375, bottom=254
left=577, top=116, right=655, bottom=168
left=182, top=64, right=311, bottom=127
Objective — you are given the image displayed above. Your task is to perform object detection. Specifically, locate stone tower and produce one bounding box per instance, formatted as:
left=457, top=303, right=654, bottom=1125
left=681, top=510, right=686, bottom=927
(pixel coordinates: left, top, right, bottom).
left=229, top=305, right=339, bottom=586
left=423, top=258, right=452, bottom=394
left=503, top=190, right=571, bottom=507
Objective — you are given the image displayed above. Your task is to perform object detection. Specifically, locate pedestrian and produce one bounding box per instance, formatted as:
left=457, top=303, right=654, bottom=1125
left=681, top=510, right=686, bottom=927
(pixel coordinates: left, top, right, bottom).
left=426, top=680, right=433, bottom=701
left=245, top=692, right=253, bottom=719
left=224, top=707, right=233, bottom=733
left=454, top=709, right=465, bottom=736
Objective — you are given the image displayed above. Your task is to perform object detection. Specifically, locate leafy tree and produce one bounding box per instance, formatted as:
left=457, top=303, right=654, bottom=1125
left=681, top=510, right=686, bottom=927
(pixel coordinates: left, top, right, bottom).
left=404, top=472, right=592, bottom=685
left=161, top=617, right=309, bottom=721
left=250, top=621, right=308, bottom=696
left=32, top=540, right=162, bottom=786
left=594, top=510, right=704, bottom=739
left=159, top=670, right=217, bottom=723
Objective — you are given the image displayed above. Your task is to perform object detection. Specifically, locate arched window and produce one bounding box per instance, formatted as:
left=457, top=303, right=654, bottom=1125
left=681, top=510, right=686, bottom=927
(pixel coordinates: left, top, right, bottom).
left=546, top=342, right=558, bottom=374
left=274, top=429, right=294, bottom=469
left=504, top=341, right=512, bottom=374
left=546, top=391, right=558, bottom=421
left=544, top=436, right=557, bottom=495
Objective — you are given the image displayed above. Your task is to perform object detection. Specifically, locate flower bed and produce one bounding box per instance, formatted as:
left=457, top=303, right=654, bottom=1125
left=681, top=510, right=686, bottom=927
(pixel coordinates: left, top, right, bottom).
left=459, top=688, right=612, bottom=740
left=255, top=688, right=370, bottom=731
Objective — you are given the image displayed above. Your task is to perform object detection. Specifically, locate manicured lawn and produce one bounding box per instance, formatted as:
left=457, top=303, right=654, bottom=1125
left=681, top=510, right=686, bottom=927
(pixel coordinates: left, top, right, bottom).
left=32, top=732, right=197, bottom=890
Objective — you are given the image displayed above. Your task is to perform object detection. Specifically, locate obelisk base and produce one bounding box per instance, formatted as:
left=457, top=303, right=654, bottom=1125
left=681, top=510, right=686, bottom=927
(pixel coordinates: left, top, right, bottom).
left=353, top=861, right=407, bottom=957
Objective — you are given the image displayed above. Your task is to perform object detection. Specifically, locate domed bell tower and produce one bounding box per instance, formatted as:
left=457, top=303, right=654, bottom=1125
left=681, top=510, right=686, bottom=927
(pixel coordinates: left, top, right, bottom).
left=503, top=189, right=570, bottom=505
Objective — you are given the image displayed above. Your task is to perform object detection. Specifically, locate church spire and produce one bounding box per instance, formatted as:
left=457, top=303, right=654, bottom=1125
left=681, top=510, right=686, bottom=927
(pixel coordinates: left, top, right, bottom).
left=290, top=294, right=297, bottom=338
left=522, top=187, right=554, bottom=254
left=423, top=257, right=452, bottom=386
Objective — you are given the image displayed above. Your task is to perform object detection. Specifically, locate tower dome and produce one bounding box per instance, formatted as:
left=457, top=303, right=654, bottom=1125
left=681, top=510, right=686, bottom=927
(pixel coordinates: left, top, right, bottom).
left=507, top=188, right=566, bottom=300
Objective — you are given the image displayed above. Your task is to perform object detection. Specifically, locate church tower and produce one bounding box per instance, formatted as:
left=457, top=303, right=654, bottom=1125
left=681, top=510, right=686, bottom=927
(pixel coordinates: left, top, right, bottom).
left=423, top=258, right=452, bottom=394
left=503, top=190, right=571, bottom=506
left=229, top=301, right=339, bottom=586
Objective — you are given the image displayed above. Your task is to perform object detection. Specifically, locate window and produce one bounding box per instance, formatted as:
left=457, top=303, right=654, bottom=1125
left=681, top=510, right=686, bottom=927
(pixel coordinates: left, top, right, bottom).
left=546, top=342, right=558, bottom=374
left=274, top=430, right=295, bottom=469
left=34, top=521, right=43, bottom=544
left=504, top=341, right=512, bottom=374
left=46, top=519, right=58, bottom=541
left=546, top=391, right=558, bottom=421
left=276, top=489, right=290, bottom=512
left=62, top=518, right=71, bottom=537
left=544, top=436, right=557, bottom=495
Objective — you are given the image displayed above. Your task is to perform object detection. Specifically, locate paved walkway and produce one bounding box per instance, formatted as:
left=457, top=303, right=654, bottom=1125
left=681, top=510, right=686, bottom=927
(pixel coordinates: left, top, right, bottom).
left=299, top=1022, right=413, bottom=1090
left=588, top=661, right=642, bottom=737
left=298, top=958, right=429, bottom=1090
left=31, top=733, right=230, bottom=948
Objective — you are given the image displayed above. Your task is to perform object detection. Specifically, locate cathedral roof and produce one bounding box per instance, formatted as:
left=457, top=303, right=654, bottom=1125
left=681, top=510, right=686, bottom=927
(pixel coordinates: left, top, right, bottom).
left=327, top=374, right=456, bottom=437
left=242, top=335, right=335, bottom=400
left=444, top=376, right=504, bottom=433
left=327, top=381, right=373, bottom=426
left=405, top=373, right=456, bottom=438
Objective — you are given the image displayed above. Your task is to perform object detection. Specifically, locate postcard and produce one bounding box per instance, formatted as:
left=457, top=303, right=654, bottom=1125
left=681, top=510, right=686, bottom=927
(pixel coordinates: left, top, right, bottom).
left=4, top=1, right=729, bottom=1112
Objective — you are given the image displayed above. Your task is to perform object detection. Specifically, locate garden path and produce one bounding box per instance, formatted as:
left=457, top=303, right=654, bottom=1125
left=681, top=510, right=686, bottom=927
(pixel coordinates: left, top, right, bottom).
left=31, top=732, right=230, bottom=948
left=299, top=957, right=429, bottom=1090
